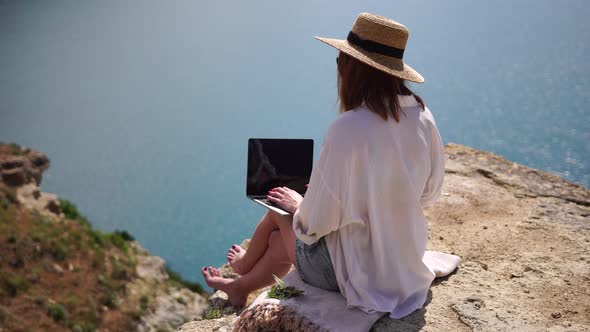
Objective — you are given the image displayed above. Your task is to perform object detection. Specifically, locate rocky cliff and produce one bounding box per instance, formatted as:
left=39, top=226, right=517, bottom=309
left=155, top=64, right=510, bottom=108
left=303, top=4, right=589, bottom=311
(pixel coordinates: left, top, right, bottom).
left=0, top=143, right=208, bottom=332
left=179, top=143, right=590, bottom=331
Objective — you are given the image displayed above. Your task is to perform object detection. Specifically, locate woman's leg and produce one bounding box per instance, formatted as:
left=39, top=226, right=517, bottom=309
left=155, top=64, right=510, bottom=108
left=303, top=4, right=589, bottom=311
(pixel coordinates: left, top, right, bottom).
left=227, top=211, right=279, bottom=275
left=275, top=214, right=297, bottom=264
left=204, top=214, right=297, bottom=307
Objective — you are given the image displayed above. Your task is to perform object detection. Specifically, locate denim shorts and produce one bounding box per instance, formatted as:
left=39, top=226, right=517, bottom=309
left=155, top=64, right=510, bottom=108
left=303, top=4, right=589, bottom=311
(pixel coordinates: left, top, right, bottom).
left=294, top=237, right=339, bottom=291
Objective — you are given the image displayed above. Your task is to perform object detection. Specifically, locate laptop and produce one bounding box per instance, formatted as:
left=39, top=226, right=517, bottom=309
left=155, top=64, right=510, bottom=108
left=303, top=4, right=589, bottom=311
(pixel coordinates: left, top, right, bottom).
left=247, top=138, right=314, bottom=215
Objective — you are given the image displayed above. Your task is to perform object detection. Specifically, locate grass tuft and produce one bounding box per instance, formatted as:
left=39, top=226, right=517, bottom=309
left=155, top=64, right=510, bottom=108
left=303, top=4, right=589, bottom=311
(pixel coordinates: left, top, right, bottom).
left=108, top=232, right=128, bottom=251
left=202, top=305, right=223, bottom=320
left=267, top=275, right=304, bottom=300
left=0, top=272, right=30, bottom=297
left=47, top=303, right=66, bottom=322
left=59, top=199, right=83, bottom=220
left=113, top=230, right=134, bottom=242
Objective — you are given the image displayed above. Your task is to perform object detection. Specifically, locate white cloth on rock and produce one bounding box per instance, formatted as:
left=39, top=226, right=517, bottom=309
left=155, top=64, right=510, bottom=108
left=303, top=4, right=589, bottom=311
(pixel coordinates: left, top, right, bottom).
left=244, top=251, right=460, bottom=332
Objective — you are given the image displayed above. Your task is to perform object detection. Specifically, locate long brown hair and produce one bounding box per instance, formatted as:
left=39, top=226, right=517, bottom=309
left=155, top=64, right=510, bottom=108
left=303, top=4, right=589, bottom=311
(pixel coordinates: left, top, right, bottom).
left=337, top=52, right=425, bottom=122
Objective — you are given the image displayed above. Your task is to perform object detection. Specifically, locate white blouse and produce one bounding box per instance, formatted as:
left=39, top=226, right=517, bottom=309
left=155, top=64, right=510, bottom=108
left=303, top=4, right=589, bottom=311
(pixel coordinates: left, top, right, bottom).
left=292, top=94, right=445, bottom=319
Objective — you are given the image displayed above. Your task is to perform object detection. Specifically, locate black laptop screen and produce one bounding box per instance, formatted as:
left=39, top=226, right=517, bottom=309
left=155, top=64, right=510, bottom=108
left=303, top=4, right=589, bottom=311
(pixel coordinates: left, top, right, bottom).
left=247, top=138, right=313, bottom=197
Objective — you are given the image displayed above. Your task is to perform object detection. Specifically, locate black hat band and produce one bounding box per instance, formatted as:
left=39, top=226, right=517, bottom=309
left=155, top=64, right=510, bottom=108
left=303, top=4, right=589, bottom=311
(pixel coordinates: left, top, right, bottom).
left=347, top=31, right=405, bottom=60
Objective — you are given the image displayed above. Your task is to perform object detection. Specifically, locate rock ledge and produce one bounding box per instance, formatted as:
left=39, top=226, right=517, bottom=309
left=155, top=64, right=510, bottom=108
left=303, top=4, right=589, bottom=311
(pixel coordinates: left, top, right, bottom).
left=179, top=142, right=589, bottom=331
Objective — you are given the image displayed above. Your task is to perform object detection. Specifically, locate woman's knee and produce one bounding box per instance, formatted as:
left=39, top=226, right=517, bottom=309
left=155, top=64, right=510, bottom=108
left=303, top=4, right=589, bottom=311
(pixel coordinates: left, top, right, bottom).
left=260, top=211, right=280, bottom=229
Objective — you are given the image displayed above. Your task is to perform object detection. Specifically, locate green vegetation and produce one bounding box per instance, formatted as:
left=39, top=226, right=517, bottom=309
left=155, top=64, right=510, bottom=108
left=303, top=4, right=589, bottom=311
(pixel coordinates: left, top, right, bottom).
left=0, top=188, right=17, bottom=224
left=51, top=238, right=69, bottom=260
left=76, top=296, right=100, bottom=329
left=101, top=291, right=119, bottom=309
left=88, top=229, right=107, bottom=247
left=114, top=230, right=134, bottom=242
left=0, top=272, right=30, bottom=297
left=0, top=187, right=17, bottom=210
left=30, top=266, right=42, bottom=282
left=1, top=186, right=17, bottom=206
left=96, top=273, right=123, bottom=309
left=0, top=191, right=139, bottom=330
left=267, top=275, right=304, bottom=300
left=110, top=257, right=129, bottom=280
left=6, top=232, right=17, bottom=243
left=58, top=198, right=135, bottom=254
left=108, top=231, right=130, bottom=250
left=65, top=295, right=80, bottom=313
left=202, top=305, right=223, bottom=320
left=92, top=250, right=105, bottom=270
left=86, top=228, right=135, bottom=252
left=140, top=295, right=150, bottom=311
left=165, top=265, right=204, bottom=294
left=47, top=303, right=66, bottom=322
left=0, top=172, right=210, bottom=331
left=59, top=198, right=83, bottom=220
left=71, top=322, right=96, bottom=332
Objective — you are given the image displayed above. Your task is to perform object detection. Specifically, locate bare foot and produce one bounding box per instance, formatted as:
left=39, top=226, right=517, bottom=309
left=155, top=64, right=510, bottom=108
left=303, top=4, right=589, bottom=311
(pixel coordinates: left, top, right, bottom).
left=227, top=244, right=249, bottom=275
left=202, top=266, right=248, bottom=307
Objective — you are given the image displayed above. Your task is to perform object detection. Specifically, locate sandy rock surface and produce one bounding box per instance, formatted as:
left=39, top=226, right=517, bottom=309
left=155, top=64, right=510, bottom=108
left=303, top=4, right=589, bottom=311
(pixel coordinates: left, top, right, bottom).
left=181, top=142, right=590, bottom=331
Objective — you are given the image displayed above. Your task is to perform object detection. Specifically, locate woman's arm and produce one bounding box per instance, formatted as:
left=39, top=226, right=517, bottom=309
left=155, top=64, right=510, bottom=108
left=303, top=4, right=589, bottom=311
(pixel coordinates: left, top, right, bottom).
left=292, top=165, right=344, bottom=244
left=420, top=115, right=445, bottom=207
left=291, top=116, right=365, bottom=244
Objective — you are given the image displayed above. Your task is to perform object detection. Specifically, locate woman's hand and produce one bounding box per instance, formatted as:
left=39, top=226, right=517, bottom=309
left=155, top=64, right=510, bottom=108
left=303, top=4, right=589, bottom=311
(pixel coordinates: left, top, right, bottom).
left=267, top=187, right=303, bottom=214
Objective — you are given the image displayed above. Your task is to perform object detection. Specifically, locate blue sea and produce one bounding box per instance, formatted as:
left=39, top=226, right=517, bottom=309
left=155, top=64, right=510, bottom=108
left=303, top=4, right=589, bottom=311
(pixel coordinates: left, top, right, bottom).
left=1, top=1, right=588, bottom=289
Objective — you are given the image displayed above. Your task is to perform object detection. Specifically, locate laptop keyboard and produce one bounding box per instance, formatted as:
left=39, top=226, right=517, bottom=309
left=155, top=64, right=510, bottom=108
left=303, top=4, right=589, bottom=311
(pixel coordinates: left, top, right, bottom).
left=261, top=198, right=280, bottom=207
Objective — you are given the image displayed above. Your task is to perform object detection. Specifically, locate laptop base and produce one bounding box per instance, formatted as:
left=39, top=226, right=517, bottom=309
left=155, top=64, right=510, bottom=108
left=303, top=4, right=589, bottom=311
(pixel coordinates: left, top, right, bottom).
left=251, top=198, right=290, bottom=216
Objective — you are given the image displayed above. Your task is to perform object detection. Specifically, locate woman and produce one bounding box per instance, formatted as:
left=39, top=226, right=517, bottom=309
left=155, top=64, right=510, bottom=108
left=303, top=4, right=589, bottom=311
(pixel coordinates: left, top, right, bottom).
left=202, top=12, right=445, bottom=319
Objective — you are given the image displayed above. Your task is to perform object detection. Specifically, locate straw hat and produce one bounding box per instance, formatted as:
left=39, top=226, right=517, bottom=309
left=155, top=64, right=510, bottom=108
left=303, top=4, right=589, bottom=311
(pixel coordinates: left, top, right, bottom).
left=315, top=13, right=424, bottom=83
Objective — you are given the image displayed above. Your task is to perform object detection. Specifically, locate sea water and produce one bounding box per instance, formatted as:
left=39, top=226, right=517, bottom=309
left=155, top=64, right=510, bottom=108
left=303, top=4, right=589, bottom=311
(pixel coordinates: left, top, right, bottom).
left=1, top=0, right=588, bottom=288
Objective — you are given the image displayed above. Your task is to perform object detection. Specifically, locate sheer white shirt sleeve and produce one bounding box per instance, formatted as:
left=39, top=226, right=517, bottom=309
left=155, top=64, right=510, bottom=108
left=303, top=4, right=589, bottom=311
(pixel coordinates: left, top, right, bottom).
left=420, top=110, right=446, bottom=207
left=292, top=118, right=363, bottom=245
left=292, top=139, right=343, bottom=245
